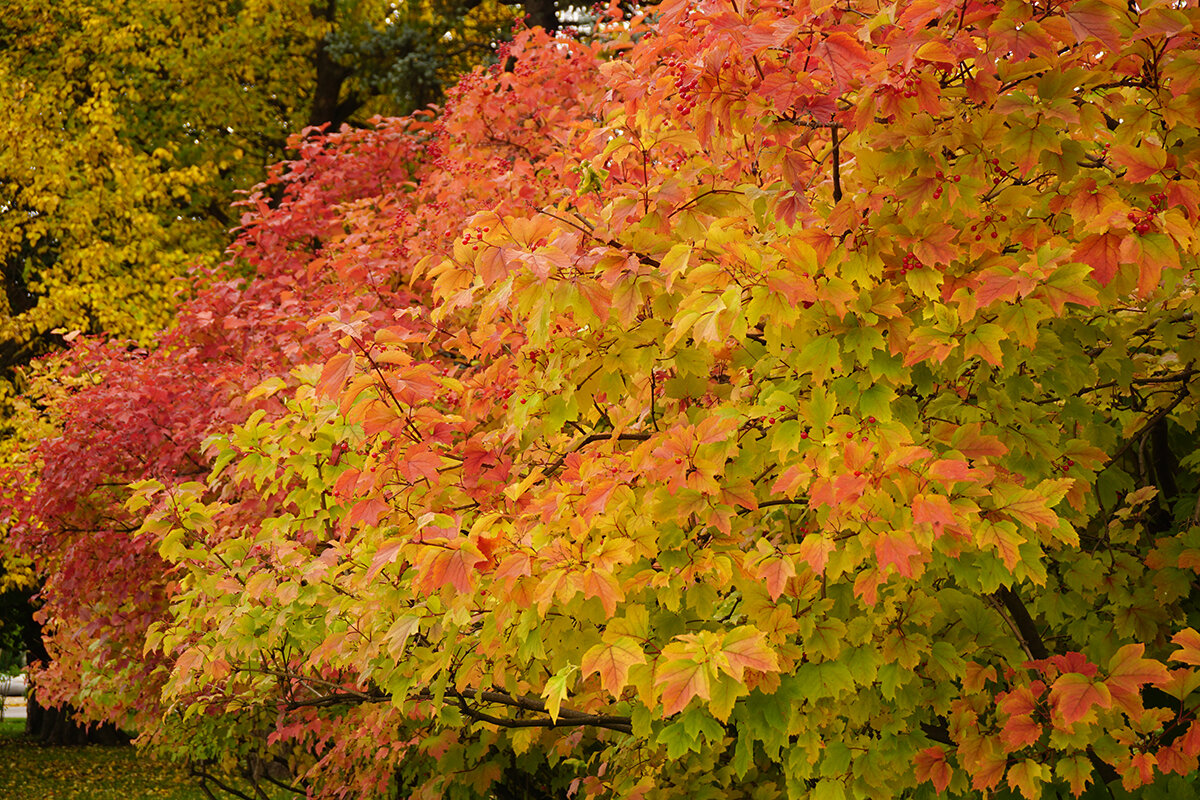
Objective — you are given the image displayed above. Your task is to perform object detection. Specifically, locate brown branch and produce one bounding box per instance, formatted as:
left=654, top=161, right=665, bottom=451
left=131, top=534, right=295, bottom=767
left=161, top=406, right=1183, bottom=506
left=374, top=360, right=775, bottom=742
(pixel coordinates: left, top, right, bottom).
left=279, top=683, right=633, bottom=734
left=1102, top=380, right=1194, bottom=472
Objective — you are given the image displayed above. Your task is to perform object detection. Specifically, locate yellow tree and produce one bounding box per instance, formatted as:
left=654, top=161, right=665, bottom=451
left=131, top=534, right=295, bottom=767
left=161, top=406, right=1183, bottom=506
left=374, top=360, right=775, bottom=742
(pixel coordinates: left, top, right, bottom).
left=0, top=0, right=523, bottom=416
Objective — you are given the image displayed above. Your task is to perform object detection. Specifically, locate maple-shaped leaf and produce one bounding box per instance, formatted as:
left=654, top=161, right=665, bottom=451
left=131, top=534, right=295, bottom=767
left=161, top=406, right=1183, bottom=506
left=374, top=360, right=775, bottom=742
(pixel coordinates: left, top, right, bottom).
left=1007, top=759, right=1047, bottom=800
left=317, top=352, right=356, bottom=399
left=720, top=627, right=778, bottom=681
left=1170, top=628, right=1200, bottom=666
left=817, top=32, right=871, bottom=94
left=797, top=535, right=834, bottom=574
left=1063, top=0, right=1125, bottom=49
left=542, top=665, right=577, bottom=723
left=1125, top=751, right=1156, bottom=790
left=999, top=713, right=1042, bottom=750
left=1110, top=143, right=1167, bottom=184
left=1049, top=673, right=1112, bottom=726
left=367, top=539, right=405, bottom=582
left=875, top=531, right=923, bottom=577
left=1156, top=743, right=1195, bottom=777
left=1106, top=643, right=1170, bottom=703
left=993, top=485, right=1059, bottom=531
left=580, top=568, right=625, bottom=617
left=414, top=543, right=486, bottom=595
left=1055, top=753, right=1093, bottom=797
left=657, top=658, right=712, bottom=715
left=756, top=555, right=795, bottom=601
left=913, top=747, right=953, bottom=793
left=581, top=637, right=646, bottom=696
left=1073, top=232, right=1123, bottom=286
left=912, top=493, right=956, bottom=532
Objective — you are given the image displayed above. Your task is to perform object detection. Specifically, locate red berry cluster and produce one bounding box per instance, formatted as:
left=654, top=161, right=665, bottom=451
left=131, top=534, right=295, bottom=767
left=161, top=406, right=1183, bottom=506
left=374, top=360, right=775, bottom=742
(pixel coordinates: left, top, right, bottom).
left=1128, top=192, right=1167, bottom=235
left=900, top=252, right=922, bottom=273
left=664, top=56, right=698, bottom=115
left=460, top=226, right=490, bottom=251
left=969, top=212, right=1006, bottom=241
left=891, top=69, right=922, bottom=99
left=986, top=157, right=1010, bottom=185
left=931, top=169, right=961, bottom=200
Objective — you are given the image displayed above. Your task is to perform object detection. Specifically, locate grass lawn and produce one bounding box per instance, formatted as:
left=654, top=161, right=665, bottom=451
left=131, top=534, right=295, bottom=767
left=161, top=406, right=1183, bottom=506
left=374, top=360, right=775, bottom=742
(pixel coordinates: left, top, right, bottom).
left=0, top=717, right=286, bottom=800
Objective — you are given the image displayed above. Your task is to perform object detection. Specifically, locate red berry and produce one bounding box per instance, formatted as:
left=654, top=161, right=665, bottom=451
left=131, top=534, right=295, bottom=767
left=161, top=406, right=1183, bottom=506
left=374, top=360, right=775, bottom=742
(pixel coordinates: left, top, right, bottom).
left=868, top=416, right=876, bottom=423
left=846, top=432, right=854, bottom=439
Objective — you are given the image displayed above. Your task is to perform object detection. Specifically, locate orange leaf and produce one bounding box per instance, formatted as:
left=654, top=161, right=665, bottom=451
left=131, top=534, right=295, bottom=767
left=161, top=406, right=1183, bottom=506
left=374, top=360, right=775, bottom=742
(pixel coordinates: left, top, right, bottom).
left=1110, top=143, right=1167, bottom=184
left=1073, top=232, right=1123, bottom=286
left=720, top=627, right=778, bottom=680
left=581, top=637, right=646, bottom=696
left=1170, top=628, right=1200, bottom=666
left=1049, top=673, right=1112, bottom=726
left=580, top=569, right=625, bottom=616
left=1000, top=713, right=1041, bottom=750
left=1107, top=643, right=1170, bottom=701
left=756, top=555, right=795, bottom=601
left=317, top=352, right=356, bottom=398
left=912, top=493, right=956, bottom=530
left=913, top=747, right=953, bottom=793
left=657, top=658, right=711, bottom=715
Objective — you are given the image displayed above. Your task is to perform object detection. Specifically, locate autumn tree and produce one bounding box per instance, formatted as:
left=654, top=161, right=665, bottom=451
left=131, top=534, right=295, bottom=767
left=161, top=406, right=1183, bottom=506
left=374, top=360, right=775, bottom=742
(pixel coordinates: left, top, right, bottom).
left=7, top=0, right=1200, bottom=798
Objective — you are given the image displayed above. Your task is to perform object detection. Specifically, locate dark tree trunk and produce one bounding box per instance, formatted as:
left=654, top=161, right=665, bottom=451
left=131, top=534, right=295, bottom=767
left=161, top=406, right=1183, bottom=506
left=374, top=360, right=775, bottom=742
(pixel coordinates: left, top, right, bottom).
left=307, top=0, right=361, bottom=129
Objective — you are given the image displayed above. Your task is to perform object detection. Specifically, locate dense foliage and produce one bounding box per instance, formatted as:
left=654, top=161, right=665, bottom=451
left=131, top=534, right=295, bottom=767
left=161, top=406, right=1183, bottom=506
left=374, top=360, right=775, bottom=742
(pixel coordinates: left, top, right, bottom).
left=5, top=0, right=1200, bottom=798
left=0, top=0, right=521, bottom=414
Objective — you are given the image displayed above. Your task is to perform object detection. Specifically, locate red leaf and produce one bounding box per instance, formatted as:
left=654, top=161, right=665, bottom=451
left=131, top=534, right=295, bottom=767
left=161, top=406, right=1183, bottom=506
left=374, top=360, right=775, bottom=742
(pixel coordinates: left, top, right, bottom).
left=914, top=747, right=953, bottom=793
left=1073, top=232, right=1123, bottom=286
left=1064, top=0, right=1123, bottom=49
left=875, top=531, right=923, bottom=577
left=817, top=32, right=871, bottom=94
left=1000, top=713, right=1041, bottom=749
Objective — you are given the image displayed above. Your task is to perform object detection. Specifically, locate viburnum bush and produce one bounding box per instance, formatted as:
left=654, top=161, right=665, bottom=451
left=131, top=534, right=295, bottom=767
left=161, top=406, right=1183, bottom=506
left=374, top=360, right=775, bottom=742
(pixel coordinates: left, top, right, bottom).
left=5, top=0, right=1200, bottom=798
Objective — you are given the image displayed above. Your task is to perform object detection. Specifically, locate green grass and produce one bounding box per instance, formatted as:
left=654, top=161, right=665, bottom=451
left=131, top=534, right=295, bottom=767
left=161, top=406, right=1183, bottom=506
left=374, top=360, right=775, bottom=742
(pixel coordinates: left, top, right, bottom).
left=0, top=718, right=286, bottom=800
